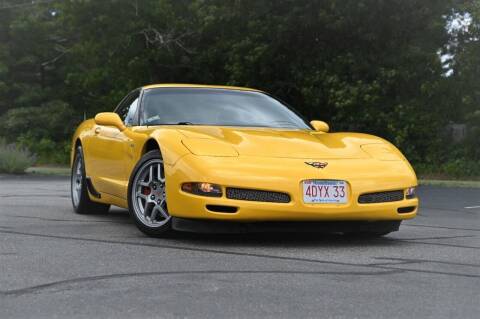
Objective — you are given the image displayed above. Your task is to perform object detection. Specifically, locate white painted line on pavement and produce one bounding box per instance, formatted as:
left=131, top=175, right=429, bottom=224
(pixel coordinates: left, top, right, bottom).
left=464, top=206, right=480, bottom=209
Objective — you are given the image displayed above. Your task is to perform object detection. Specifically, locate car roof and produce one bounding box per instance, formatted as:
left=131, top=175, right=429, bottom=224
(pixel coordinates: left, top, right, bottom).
left=141, top=83, right=263, bottom=92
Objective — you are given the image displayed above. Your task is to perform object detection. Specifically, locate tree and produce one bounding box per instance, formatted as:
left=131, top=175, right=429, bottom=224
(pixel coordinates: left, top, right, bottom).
left=0, top=0, right=478, bottom=171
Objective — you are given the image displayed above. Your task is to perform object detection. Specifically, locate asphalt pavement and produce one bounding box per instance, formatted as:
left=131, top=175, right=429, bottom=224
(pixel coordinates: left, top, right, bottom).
left=0, top=175, right=479, bottom=319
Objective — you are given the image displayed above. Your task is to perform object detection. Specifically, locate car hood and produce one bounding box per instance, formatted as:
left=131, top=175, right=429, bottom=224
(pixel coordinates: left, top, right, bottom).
left=176, top=126, right=385, bottom=159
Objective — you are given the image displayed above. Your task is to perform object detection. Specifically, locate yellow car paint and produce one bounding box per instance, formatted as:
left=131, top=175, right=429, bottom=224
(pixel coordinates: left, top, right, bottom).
left=71, top=84, right=418, bottom=222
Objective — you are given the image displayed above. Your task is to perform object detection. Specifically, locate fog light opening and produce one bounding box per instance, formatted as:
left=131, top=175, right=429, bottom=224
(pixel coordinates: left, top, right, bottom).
left=398, top=206, right=416, bottom=214
left=206, top=205, right=238, bottom=213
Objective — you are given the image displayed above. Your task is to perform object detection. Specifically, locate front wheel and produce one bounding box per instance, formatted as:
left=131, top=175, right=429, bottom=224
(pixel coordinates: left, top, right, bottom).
left=128, top=150, right=172, bottom=237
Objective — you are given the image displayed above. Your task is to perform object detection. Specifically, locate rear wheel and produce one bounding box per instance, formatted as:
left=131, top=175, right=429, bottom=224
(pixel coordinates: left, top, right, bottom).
left=71, top=146, right=110, bottom=214
left=128, top=150, right=172, bottom=237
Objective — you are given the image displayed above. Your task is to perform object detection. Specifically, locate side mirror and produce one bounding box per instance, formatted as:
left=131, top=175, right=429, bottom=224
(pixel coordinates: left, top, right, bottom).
left=94, top=112, right=126, bottom=131
left=310, top=120, right=329, bottom=133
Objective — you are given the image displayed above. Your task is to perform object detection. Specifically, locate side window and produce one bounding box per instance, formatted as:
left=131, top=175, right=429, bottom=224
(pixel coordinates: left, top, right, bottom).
left=116, top=91, right=140, bottom=126
left=124, top=98, right=139, bottom=126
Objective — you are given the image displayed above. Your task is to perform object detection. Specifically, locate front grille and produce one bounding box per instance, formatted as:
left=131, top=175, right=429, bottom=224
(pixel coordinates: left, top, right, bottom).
left=358, top=190, right=404, bottom=204
left=226, top=187, right=291, bottom=203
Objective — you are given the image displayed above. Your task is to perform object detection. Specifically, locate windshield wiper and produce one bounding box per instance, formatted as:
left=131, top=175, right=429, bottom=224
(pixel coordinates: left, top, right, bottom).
left=144, top=121, right=195, bottom=126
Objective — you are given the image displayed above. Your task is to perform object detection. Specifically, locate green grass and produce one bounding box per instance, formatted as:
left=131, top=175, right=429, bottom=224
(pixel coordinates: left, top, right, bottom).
left=419, top=179, right=480, bottom=188
left=26, top=166, right=70, bottom=176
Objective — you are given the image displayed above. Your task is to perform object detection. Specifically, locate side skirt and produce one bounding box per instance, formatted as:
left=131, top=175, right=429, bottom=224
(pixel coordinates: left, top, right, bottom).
left=86, top=177, right=128, bottom=208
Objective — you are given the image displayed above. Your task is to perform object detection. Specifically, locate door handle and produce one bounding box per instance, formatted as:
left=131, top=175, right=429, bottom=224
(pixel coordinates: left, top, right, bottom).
left=95, top=127, right=101, bottom=134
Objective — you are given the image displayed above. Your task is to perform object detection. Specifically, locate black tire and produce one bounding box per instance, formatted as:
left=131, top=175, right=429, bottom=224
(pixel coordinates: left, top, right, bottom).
left=127, top=150, right=172, bottom=237
left=71, top=146, right=110, bottom=214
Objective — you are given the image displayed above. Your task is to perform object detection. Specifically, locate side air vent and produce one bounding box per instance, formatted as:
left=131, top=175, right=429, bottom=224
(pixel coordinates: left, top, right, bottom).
left=358, top=190, right=404, bottom=204
left=226, top=188, right=291, bottom=203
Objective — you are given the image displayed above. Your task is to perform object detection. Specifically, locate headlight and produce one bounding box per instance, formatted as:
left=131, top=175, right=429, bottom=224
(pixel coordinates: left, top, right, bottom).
left=405, top=187, right=416, bottom=199
left=181, top=182, right=223, bottom=197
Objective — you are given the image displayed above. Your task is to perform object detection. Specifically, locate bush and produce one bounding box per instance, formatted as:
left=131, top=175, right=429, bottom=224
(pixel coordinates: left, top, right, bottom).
left=0, top=139, right=36, bottom=174
left=441, top=159, right=480, bottom=178
left=414, top=158, right=480, bottom=179
left=16, top=136, right=70, bottom=164
left=0, top=100, right=78, bottom=164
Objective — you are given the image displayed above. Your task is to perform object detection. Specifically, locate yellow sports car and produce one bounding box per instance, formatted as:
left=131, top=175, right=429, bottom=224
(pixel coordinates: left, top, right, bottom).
left=71, top=84, right=418, bottom=237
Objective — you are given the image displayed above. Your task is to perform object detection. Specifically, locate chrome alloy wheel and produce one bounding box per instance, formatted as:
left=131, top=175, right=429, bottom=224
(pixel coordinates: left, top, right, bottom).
left=71, top=154, right=83, bottom=208
left=131, top=159, right=170, bottom=227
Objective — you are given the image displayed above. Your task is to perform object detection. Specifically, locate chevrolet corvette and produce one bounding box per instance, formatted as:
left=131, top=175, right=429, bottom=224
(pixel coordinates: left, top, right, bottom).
left=71, top=84, right=418, bottom=237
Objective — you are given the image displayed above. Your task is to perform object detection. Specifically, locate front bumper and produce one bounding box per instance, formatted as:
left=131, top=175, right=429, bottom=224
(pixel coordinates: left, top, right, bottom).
left=165, top=154, right=419, bottom=222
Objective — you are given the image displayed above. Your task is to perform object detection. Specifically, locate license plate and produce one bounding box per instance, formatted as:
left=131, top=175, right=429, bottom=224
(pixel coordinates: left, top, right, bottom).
left=303, top=180, right=348, bottom=204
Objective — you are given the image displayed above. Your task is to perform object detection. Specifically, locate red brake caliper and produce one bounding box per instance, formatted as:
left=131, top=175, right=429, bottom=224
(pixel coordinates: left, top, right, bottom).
left=142, top=186, right=151, bottom=195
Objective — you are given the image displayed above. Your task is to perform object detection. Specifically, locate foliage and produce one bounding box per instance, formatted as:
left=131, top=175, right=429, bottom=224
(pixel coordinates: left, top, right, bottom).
left=0, top=138, right=36, bottom=174
left=0, top=0, right=478, bottom=174
left=415, top=159, right=480, bottom=179
left=0, top=100, right=78, bottom=163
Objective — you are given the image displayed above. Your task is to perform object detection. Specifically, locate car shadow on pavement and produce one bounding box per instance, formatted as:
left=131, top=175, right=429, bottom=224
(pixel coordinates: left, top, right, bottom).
left=103, top=207, right=403, bottom=248
left=170, top=231, right=402, bottom=248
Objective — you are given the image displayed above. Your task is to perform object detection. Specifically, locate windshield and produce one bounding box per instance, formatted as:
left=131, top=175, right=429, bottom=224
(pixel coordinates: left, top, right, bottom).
left=141, top=88, right=310, bottom=129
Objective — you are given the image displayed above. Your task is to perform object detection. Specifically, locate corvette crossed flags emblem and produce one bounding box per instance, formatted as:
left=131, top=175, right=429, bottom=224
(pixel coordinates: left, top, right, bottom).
left=305, top=162, right=328, bottom=169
